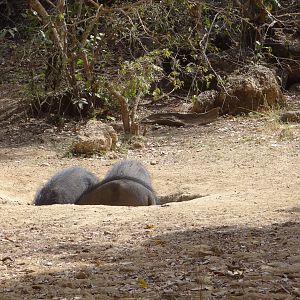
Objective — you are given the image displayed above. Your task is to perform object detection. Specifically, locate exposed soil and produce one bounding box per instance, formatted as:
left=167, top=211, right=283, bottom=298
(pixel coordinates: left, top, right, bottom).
left=0, top=84, right=300, bottom=299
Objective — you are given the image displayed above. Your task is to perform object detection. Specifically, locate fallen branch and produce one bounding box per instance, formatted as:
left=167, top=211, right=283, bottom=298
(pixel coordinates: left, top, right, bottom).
left=141, top=107, right=220, bottom=127
left=280, top=110, right=300, bottom=123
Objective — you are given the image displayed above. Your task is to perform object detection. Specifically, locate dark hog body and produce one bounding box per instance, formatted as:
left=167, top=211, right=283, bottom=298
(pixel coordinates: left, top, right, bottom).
left=103, top=160, right=152, bottom=184
left=76, top=160, right=159, bottom=206
left=34, top=166, right=100, bottom=205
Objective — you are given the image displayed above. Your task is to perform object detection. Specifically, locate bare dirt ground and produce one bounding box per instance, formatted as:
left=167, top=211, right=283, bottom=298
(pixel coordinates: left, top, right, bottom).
left=0, top=85, right=300, bottom=299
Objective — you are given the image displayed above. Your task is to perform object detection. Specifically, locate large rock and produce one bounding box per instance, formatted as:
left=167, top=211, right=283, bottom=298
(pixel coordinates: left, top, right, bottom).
left=216, top=65, right=285, bottom=114
left=71, top=120, right=117, bottom=155
left=192, top=90, right=218, bottom=113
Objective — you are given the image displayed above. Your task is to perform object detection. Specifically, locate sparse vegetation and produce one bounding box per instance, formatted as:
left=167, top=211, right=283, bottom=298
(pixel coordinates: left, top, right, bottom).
left=0, top=0, right=293, bottom=135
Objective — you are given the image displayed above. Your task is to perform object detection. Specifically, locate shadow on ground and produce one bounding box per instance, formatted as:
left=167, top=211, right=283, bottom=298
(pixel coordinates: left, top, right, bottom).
left=1, top=221, right=299, bottom=300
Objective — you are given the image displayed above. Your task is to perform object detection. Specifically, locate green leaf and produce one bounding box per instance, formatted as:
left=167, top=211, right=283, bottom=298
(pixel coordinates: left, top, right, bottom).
left=152, top=87, right=161, bottom=98
left=58, top=13, right=65, bottom=21
left=137, top=278, right=148, bottom=289
left=162, top=48, right=172, bottom=58
left=76, top=58, right=84, bottom=66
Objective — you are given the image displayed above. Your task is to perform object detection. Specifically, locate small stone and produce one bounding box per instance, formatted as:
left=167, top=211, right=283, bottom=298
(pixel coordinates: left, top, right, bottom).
left=131, top=141, right=144, bottom=149
left=75, top=270, right=89, bottom=279
left=31, top=285, right=42, bottom=290
left=44, top=128, right=54, bottom=133
left=40, top=162, right=50, bottom=167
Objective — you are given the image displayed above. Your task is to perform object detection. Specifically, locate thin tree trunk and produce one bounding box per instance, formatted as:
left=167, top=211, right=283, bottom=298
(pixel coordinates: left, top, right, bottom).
left=107, top=83, right=131, bottom=134
left=130, top=92, right=142, bottom=135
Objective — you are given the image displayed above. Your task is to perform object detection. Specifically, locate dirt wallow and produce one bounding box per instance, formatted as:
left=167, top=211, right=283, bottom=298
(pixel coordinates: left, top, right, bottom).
left=33, top=159, right=203, bottom=207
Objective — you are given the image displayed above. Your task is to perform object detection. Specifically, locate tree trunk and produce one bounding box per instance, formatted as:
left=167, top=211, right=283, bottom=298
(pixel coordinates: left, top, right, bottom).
left=107, top=83, right=131, bottom=134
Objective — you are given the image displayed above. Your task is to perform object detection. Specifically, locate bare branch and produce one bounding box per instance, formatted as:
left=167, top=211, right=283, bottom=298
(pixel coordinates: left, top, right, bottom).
left=81, top=4, right=104, bottom=47
left=198, top=12, right=228, bottom=95
left=85, top=0, right=101, bottom=9
left=27, top=0, right=64, bottom=52
left=81, top=51, right=93, bottom=81
left=130, top=92, right=142, bottom=124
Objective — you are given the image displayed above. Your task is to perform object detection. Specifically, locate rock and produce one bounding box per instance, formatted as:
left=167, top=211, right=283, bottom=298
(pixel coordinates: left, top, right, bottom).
left=192, top=90, right=218, bottom=113
left=75, top=270, right=89, bottom=279
left=131, top=141, right=144, bottom=149
left=216, top=65, right=285, bottom=115
left=110, top=122, right=124, bottom=133
left=70, top=120, right=118, bottom=155
left=180, top=102, right=193, bottom=113
left=280, top=110, right=300, bottom=123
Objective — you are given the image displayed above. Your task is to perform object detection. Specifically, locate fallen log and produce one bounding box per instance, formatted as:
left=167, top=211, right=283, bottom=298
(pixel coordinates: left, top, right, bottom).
left=280, top=110, right=300, bottom=123
left=141, top=107, right=220, bottom=127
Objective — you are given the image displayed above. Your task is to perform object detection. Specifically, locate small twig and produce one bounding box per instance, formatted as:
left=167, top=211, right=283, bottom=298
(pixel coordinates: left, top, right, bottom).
left=280, top=285, right=291, bottom=295
left=199, top=12, right=228, bottom=95
left=1, top=256, right=13, bottom=262
left=4, top=236, right=15, bottom=243
left=69, top=15, right=95, bottom=26
left=276, top=12, right=300, bottom=18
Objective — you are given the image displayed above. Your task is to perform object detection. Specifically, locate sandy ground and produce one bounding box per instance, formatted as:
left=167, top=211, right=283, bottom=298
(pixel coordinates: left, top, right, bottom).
left=0, top=105, right=299, bottom=300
